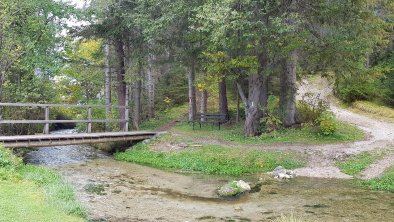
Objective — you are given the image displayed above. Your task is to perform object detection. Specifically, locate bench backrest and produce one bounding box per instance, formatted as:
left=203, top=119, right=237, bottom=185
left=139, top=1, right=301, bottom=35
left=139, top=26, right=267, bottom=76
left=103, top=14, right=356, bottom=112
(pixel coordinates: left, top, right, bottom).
left=194, top=113, right=227, bottom=122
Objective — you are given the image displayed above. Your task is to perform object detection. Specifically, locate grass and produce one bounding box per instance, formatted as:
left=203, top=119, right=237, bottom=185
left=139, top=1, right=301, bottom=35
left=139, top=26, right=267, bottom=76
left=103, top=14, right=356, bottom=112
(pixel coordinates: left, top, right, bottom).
left=361, top=167, right=394, bottom=193
left=342, top=100, right=394, bottom=123
left=115, top=143, right=304, bottom=176
left=336, top=152, right=380, bottom=176
left=139, top=104, right=188, bottom=130
left=0, top=146, right=86, bottom=221
left=174, top=121, right=364, bottom=145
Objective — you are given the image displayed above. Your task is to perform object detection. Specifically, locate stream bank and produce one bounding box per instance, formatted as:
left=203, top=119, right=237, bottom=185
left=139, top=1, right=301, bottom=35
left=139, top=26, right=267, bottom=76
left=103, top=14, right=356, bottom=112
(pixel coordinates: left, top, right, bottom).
left=23, top=136, right=394, bottom=222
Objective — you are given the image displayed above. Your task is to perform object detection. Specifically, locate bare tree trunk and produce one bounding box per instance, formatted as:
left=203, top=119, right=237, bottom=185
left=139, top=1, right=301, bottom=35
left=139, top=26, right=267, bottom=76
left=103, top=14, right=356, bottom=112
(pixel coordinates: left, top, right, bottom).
left=200, top=89, right=207, bottom=121
left=133, top=66, right=142, bottom=130
left=219, top=79, right=229, bottom=121
left=146, top=55, right=155, bottom=119
left=243, top=53, right=269, bottom=137
left=235, top=83, right=240, bottom=123
left=114, top=39, right=127, bottom=131
left=244, top=74, right=263, bottom=137
left=188, top=60, right=197, bottom=121
left=104, top=41, right=112, bottom=131
left=280, top=50, right=298, bottom=127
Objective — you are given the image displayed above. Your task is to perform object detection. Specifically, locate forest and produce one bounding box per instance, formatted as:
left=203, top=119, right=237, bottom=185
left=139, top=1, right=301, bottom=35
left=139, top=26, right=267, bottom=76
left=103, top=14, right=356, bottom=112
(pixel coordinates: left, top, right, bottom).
left=0, top=0, right=393, bottom=137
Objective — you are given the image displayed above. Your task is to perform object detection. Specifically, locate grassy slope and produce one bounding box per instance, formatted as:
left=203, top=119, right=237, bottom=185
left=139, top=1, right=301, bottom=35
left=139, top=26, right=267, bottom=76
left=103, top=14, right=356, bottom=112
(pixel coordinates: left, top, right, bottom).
left=0, top=147, right=86, bottom=222
left=0, top=181, right=84, bottom=222
left=115, top=143, right=304, bottom=176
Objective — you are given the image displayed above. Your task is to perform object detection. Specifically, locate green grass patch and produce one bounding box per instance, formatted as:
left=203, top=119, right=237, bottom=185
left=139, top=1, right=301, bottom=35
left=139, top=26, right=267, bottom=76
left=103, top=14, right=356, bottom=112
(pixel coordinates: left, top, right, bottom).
left=115, top=144, right=304, bottom=176
left=0, top=146, right=86, bottom=221
left=361, top=167, right=394, bottom=193
left=174, top=121, right=364, bottom=145
left=336, top=152, right=379, bottom=176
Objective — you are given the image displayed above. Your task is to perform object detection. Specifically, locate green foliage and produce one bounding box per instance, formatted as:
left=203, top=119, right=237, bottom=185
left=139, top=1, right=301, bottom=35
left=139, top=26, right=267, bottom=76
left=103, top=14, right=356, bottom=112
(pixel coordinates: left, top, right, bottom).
left=115, top=144, right=304, bottom=176
left=336, top=152, right=378, bottom=176
left=261, top=114, right=282, bottom=133
left=0, top=147, right=22, bottom=169
left=296, top=95, right=329, bottom=125
left=361, top=167, right=394, bottom=192
left=317, top=112, right=337, bottom=136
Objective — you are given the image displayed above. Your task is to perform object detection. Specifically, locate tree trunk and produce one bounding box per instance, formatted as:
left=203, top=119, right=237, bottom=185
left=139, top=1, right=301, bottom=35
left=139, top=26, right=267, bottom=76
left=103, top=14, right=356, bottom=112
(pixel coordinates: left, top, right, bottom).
left=219, top=79, right=229, bottom=121
left=200, top=89, right=207, bottom=121
left=133, top=66, right=142, bottom=130
left=114, top=39, right=127, bottom=131
left=146, top=55, right=155, bottom=119
left=280, top=50, right=298, bottom=127
left=188, top=60, right=197, bottom=121
left=104, top=42, right=112, bottom=131
left=244, top=74, right=264, bottom=137
left=243, top=53, right=269, bottom=137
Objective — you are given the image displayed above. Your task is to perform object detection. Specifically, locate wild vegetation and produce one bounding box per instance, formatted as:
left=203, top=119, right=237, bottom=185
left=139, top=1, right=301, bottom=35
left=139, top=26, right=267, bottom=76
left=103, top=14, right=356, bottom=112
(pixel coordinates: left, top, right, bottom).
left=0, top=146, right=86, bottom=221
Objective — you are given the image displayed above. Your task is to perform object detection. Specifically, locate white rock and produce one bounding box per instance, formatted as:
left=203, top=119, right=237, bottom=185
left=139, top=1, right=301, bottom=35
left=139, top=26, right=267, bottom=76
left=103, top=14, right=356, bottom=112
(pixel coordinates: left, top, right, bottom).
left=236, top=180, right=251, bottom=191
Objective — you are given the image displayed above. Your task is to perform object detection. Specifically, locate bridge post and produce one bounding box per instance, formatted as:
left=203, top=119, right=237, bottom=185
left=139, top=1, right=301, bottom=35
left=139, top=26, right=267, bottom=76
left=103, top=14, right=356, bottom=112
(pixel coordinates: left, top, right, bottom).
left=87, top=107, right=92, bottom=133
left=44, top=106, right=49, bottom=134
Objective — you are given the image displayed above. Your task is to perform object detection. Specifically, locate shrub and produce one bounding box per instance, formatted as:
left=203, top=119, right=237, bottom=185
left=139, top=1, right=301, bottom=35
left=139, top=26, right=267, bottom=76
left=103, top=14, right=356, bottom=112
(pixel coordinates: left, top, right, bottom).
left=317, top=112, right=337, bottom=135
left=296, top=93, right=329, bottom=124
left=0, top=146, right=22, bottom=168
left=261, top=114, right=282, bottom=133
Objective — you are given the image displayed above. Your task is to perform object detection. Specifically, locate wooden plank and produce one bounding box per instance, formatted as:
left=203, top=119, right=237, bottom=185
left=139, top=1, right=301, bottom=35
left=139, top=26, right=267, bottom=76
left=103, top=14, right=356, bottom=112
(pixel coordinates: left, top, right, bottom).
left=1, top=134, right=155, bottom=148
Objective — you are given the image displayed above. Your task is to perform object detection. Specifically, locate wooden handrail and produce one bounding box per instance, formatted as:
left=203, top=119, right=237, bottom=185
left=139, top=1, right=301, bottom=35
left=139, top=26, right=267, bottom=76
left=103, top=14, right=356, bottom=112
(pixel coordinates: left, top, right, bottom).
left=0, top=102, right=130, bottom=134
left=0, top=102, right=129, bottom=109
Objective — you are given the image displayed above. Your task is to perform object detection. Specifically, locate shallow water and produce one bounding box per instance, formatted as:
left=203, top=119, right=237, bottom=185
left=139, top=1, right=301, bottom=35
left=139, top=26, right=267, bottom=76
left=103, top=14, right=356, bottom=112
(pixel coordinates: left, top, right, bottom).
left=24, top=131, right=394, bottom=222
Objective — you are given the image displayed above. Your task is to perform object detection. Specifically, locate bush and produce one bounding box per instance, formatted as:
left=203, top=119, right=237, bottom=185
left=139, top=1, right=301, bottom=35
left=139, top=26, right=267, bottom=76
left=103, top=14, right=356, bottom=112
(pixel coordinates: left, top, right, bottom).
left=296, top=93, right=329, bottom=124
left=317, top=112, right=337, bottom=135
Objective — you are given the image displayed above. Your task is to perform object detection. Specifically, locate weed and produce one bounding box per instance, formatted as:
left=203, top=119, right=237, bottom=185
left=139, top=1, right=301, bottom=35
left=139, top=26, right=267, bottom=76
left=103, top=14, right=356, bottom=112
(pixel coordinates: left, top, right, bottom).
left=336, top=152, right=382, bottom=176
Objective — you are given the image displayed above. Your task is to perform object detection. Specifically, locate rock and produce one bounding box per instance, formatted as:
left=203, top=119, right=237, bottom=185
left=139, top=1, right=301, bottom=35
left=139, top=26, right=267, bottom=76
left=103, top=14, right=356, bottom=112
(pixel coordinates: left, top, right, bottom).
left=178, top=143, right=188, bottom=148
left=272, top=166, right=295, bottom=179
left=217, top=180, right=251, bottom=197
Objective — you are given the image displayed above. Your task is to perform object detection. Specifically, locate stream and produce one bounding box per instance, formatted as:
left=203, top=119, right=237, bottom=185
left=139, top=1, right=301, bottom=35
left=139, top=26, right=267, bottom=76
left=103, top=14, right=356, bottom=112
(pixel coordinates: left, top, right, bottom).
left=24, top=130, right=394, bottom=222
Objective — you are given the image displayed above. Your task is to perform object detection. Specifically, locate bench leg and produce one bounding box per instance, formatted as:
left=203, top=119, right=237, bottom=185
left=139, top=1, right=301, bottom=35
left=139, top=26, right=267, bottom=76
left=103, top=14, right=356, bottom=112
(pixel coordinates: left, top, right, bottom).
left=219, top=122, right=221, bottom=130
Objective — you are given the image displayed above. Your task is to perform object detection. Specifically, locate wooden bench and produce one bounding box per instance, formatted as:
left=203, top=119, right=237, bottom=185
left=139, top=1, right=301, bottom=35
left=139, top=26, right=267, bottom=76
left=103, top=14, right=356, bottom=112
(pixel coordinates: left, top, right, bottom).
left=191, top=113, right=227, bottom=130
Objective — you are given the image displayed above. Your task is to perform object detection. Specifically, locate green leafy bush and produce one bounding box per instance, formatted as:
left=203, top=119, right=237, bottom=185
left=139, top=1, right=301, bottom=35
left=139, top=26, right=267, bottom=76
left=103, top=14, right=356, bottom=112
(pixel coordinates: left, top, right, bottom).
left=317, top=112, right=337, bottom=135
left=261, top=114, right=282, bottom=133
left=296, top=93, right=329, bottom=124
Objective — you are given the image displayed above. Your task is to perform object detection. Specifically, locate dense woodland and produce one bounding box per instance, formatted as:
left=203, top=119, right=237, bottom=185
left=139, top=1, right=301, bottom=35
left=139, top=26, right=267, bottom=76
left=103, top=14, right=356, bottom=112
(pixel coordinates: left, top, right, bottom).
left=0, top=0, right=393, bottom=136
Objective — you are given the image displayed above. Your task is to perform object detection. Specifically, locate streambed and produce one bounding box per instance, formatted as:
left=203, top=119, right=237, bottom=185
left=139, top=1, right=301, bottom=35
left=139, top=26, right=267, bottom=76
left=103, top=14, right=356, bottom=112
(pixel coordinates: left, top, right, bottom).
left=24, top=131, right=394, bottom=222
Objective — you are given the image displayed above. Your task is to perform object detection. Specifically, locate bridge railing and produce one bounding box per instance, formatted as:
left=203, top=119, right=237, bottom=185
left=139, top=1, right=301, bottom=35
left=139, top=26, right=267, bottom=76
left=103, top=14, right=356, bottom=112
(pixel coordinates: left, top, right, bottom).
left=0, top=103, right=129, bottom=134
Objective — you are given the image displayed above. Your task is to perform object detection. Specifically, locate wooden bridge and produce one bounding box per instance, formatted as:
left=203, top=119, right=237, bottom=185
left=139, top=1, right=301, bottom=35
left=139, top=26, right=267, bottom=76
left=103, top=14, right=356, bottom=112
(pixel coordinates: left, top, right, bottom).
left=0, top=103, right=158, bottom=148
